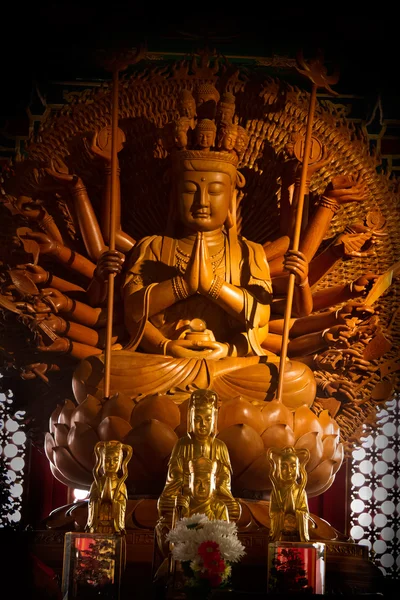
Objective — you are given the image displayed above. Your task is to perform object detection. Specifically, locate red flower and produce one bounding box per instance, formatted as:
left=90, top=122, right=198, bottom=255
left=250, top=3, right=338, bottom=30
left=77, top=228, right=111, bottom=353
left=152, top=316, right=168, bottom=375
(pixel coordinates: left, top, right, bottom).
left=198, top=540, right=219, bottom=558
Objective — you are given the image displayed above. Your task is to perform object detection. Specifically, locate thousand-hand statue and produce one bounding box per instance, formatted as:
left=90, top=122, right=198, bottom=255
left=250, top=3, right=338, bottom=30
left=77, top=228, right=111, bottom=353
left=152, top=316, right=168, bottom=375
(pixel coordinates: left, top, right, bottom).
left=0, top=57, right=395, bottom=503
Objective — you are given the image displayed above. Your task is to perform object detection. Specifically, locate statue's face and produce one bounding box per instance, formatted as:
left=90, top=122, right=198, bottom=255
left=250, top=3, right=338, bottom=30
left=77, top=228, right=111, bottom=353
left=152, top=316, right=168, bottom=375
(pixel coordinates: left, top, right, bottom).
left=235, top=133, right=247, bottom=154
left=178, top=170, right=231, bottom=232
left=180, top=99, right=196, bottom=119
left=217, top=106, right=234, bottom=124
left=190, top=471, right=214, bottom=501
left=103, top=450, right=121, bottom=475
left=279, top=455, right=298, bottom=483
left=175, top=129, right=188, bottom=148
left=192, top=405, right=214, bottom=439
left=222, top=130, right=237, bottom=151
left=196, top=129, right=215, bottom=149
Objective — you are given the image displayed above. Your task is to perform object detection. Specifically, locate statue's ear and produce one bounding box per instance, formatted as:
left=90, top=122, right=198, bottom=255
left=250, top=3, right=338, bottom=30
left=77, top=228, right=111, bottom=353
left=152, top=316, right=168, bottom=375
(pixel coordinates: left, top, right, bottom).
left=224, top=188, right=237, bottom=230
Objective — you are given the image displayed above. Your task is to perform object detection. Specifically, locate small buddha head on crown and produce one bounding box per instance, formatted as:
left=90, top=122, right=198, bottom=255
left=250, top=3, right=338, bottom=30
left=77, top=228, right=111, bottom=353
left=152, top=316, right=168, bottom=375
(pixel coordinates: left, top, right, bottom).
left=195, top=84, right=220, bottom=119
left=216, top=91, right=236, bottom=126
left=187, top=389, right=218, bottom=439
left=217, top=123, right=238, bottom=152
left=177, top=90, right=196, bottom=120
left=188, top=456, right=218, bottom=501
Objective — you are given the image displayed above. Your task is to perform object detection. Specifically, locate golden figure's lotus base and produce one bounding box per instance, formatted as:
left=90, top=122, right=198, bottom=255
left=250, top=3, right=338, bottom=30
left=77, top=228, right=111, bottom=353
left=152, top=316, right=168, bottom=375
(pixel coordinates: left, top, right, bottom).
left=38, top=499, right=385, bottom=596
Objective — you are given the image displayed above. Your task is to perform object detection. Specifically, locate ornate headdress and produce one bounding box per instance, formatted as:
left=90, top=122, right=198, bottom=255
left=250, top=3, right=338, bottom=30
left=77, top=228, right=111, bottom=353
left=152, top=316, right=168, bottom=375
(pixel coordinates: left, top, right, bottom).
left=188, top=456, right=218, bottom=476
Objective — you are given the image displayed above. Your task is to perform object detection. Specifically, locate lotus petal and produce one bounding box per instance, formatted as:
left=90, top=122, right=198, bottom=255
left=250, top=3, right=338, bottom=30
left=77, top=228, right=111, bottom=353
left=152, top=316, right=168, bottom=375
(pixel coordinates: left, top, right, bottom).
left=127, top=454, right=156, bottom=491
left=238, top=500, right=271, bottom=529
left=332, top=443, right=344, bottom=474
left=131, top=394, right=180, bottom=430
left=125, top=419, right=178, bottom=476
left=44, top=432, right=56, bottom=466
left=234, top=453, right=271, bottom=491
left=295, top=431, right=323, bottom=471
left=321, top=434, right=340, bottom=462
left=294, top=405, right=322, bottom=440
left=261, top=423, right=295, bottom=449
left=49, top=405, right=62, bottom=435
left=174, top=422, right=187, bottom=438
left=67, top=423, right=99, bottom=472
left=70, top=394, right=103, bottom=427
left=218, top=396, right=265, bottom=434
left=57, top=399, right=76, bottom=428
left=49, top=461, right=76, bottom=488
left=306, top=459, right=335, bottom=495
left=97, top=416, right=132, bottom=441
left=101, top=392, right=136, bottom=423
left=260, top=400, right=294, bottom=430
left=53, top=446, right=91, bottom=488
left=53, top=423, right=69, bottom=448
left=308, top=476, right=336, bottom=498
left=318, top=410, right=340, bottom=436
left=218, top=424, right=264, bottom=478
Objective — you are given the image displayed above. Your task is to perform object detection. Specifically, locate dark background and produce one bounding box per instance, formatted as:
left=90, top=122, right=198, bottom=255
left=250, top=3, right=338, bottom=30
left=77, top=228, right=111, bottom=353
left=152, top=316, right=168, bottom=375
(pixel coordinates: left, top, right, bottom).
left=1, top=3, right=399, bottom=121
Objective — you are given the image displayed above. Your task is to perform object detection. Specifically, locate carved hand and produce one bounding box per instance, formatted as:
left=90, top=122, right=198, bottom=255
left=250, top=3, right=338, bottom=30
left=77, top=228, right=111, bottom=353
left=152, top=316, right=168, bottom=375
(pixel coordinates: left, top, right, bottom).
left=40, top=288, right=70, bottom=313
left=165, top=339, right=229, bottom=360
left=94, top=250, right=125, bottom=282
left=44, top=160, right=82, bottom=190
left=323, top=324, right=353, bottom=348
left=36, top=335, right=70, bottom=354
left=19, top=231, right=59, bottom=256
left=18, top=264, right=49, bottom=285
left=323, top=174, right=368, bottom=204
left=335, top=302, right=375, bottom=325
left=15, top=196, right=45, bottom=221
left=198, top=232, right=215, bottom=295
left=350, top=273, right=377, bottom=296
left=323, top=379, right=357, bottom=403
left=333, top=231, right=375, bottom=258
left=182, top=233, right=201, bottom=295
left=283, top=249, right=309, bottom=285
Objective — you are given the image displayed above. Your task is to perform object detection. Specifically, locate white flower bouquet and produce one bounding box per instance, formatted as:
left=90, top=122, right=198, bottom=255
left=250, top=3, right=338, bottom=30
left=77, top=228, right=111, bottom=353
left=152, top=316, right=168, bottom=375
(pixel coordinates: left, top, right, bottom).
left=166, top=514, right=245, bottom=595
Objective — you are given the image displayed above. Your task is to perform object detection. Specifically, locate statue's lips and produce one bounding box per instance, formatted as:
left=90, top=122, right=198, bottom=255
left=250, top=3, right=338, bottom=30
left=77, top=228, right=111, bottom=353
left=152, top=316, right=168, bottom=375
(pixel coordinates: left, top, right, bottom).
left=192, top=211, right=210, bottom=218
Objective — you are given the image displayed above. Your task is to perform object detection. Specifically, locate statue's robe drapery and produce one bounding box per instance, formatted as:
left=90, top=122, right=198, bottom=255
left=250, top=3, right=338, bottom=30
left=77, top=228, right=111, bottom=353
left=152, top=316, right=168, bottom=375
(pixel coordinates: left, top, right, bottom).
left=86, top=475, right=127, bottom=534
left=157, top=434, right=240, bottom=524
left=74, top=234, right=315, bottom=406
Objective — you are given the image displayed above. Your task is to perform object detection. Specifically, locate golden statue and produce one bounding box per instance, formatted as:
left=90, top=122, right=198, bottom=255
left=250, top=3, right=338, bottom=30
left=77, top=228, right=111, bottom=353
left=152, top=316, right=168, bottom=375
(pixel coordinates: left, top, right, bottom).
left=157, top=389, right=239, bottom=528
left=176, top=457, right=229, bottom=521
left=86, top=440, right=132, bottom=535
left=267, top=446, right=311, bottom=542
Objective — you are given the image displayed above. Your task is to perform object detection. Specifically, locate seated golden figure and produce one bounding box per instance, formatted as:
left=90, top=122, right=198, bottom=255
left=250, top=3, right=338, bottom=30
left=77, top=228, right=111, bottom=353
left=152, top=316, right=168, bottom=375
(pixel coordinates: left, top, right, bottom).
left=74, top=88, right=316, bottom=410
left=267, top=446, right=311, bottom=542
left=157, top=389, right=239, bottom=528
left=86, top=440, right=132, bottom=535
left=176, top=457, right=229, bottom=521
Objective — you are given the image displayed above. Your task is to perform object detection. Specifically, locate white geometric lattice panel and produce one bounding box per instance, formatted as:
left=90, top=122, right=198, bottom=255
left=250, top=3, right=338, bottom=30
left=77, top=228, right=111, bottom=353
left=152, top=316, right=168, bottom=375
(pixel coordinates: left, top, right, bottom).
left=350, top=395, right=400, bottom=578
left=0, top=390, right=26, bottom=528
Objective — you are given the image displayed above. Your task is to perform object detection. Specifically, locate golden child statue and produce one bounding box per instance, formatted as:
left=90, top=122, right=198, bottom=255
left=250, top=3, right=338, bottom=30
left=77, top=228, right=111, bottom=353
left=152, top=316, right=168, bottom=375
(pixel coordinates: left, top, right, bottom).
left=86, top=440, right=132, bottom=535
left=267, top=446, right=311, bottom=542
left=176, top=457, right=229, bottom=521
left=157, top=389, right=240, bottom=529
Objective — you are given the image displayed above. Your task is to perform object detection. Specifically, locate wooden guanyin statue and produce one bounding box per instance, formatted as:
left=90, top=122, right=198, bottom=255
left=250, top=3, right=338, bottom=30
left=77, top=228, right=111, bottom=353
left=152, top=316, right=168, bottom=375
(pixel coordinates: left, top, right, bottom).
left=267, top=446, right=311, bottom=542
left=0, top=52, right=396, bottom=506
left=86, top=440, right=132, bottom=535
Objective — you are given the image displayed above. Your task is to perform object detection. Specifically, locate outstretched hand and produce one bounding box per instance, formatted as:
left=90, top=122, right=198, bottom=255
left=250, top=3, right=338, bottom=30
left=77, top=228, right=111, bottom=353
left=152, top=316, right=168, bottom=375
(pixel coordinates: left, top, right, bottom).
left=283, top=250, right=309, bottom=285
left=323, top=174, right=369, bottom=204
left=94, top=250, right=125, bottom=282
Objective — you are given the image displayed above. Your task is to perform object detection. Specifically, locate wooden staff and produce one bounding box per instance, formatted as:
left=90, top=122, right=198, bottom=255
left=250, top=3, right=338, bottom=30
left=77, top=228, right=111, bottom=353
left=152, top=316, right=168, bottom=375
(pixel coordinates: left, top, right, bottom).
left=101, top=48, right=144, bottom=400
left=103, top=66, right=120, bottom=400
left=276, top=52, right=339, bottom=402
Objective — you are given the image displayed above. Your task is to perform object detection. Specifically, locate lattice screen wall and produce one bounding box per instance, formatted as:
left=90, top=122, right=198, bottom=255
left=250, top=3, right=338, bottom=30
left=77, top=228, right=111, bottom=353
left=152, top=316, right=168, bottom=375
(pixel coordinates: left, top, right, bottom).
left=0, top=389, right=26, bottom=527
left=350, top=394, right=400, bottom=578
